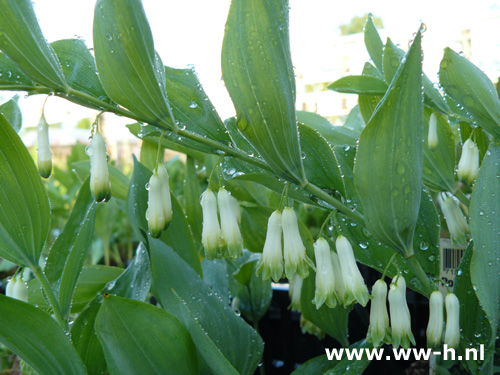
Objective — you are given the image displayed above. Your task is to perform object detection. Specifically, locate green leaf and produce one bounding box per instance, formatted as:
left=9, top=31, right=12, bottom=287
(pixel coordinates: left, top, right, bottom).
left=0, top=0, right=68, bottom=90
left=323, top=340, right=372, bottom=375
left=290, top=355, right=334, bottom=375
left=354, top=31, right=423, bottom=255
left=469, top=142, right=500, bottom=350
left=0, top=95, right=21, bottom=132
left=299, top=124, right=345, bottom=195
left=241, top=206, right=271, bottom=253
left=440, top=48, right=500, bottom=138
left=202, top=259, right=231, bottom=306
left=422, top=109, right=456, bottom=192
left=364, top=14, right=384, bottom=72
left=139, top=139, right=160, bottom=170
left=0, top=295, right=87, bottom=375
left=44, top=179, right=97, bottom=318
left=0, top=52, right=35, bottom=87
left=93, top=0, right=173, bottom=126
left=150, top=239, right=263, bottom=375
left=127, top=156, right=149, bottom=241
left=221, top=0, right=305, bottom=183
left=96, top=295, right=199, bottom=375
left=297, top=111, right=358, bottom=147
left=184, top=156, right=203, bottom=244
left=0, top=114, right=50, bottom=266
left=165, top=66, right=230, bottom=142
left=382, top=38, right=402, bottom=83
left=328, top=75, right=388, bottom=95
left=29, top=265, right=123, bottom=313
left=51, top=39, right=109, bottom=109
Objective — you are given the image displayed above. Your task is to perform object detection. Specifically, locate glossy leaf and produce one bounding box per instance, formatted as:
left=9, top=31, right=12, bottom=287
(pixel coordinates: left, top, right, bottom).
left=202, top=259, right=231, bottom=306
left=44, top=180, right=97, bottom=318
left=299, top=124, right=345, bottom=195
left=127, top=156, right=149, bottom=241
left=328, top=75, right=387, bottom=95
left=150, top=239, right=263, bottom=375
left=364, top=14, right=384, bottom=72
left=0, top=0, right=68, bottom=90
left=382, top=38, right=401, bottom=83
left=0, top=95, right=21, bottom=132
left=139, top=139, right=160, bottom=170
left=184, top=156, right=203, bottom=244
left=96, top=295, right=199, bottom=375
left=469, top=142, right=500, bottom=350
left=297, top=111, right=358, bottom=147
left=241, top=206, right=272, bottom=253
left=290, top=355, right=334, bottom=375
left=221, top=0, right=305, bottom=183
left=93, top=0, right=173, bottom=126
left=0, top=295, right=87, bottom=375
left=0, top=114, right=50, bottom=266
left=354, top=31, right=423, bottom=255
left=440, top=48, right=500, bottom=139
left=0, top=52, right=35, bottom=87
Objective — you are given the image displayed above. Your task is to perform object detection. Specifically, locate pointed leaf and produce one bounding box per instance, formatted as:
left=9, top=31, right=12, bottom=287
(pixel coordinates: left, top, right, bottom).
left=222, top=0, right=305, bottom=183
left=0, top=52, right=35, bottom=87
left=184, top=156, right=203, bottom=244
left=328, top=75, right=387, bottom=95
left=297, top=110, right=358, bottom=147
left=364, top=14, right=384, bottom=72
left=0, top=95, right=21, bottom=132
left=0, top=114, right=50, bottom=266
left=354, top=32, right=423, bottom=255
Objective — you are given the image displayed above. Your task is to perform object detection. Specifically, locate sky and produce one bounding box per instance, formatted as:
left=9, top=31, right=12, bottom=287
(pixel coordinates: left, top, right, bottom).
left=8, top=0, right=500, bottom=139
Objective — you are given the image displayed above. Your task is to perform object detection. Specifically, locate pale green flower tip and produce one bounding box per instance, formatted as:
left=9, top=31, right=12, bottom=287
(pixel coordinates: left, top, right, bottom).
left=38, top=159, right=52, bottom=179
left=427, top=112, right=438, bottom=151
left=201, top=188, right=222, bottom=258
left=354, top=287, right=369, bottom=307
left=146, top=173, right=166, bottom=237
left=92, top=184, right=112, bottom=203
left=5, top=276, right=15, bottom=298
left=457, top=138, right=479, bottom=183
left=444, top=293, right=460, bottom=349
left=157, top=164, right=173, bottom=224
left=288, top=275, right=303, bottom=312
left=300, top=315, right=325, bottom=339
left=427, top=290, right=444, bottom=349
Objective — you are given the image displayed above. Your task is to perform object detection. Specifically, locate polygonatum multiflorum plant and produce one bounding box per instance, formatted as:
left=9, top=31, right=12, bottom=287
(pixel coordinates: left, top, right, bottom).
left=0, top=0, right=498, bottom=374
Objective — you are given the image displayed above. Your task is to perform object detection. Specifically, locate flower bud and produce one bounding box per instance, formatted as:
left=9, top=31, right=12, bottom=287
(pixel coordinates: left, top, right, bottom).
left=37, top=114, right=52, bottom=178
left=13, top=276, right=28, bottom=303
left=89, top=132, right=111, bottom=202
left=439, top=194, right=469, bottom=245
left=330, top=251, right=348, bottom=306
left=388, top=276, right=415, bottom=349
left=457, top=139, right=479, bottom=183
left=218, top=188, right=243, bottom=259
left=367, top=279, right=390, bottom=347
left=146, top=173, right=165, bottom=238
left=313, top=238, right=337, bottom=309
left=201, top=189, right=222, bottom=260
left=427, top=113, right=438, bottom=150
left=288, top=274, right=303, bottom=312
left=157, top=164, right=173, bottom=225
left=336, top=235, right=369, bottom=306
left=282, top=207, right=314, bottom=279
left=5, top=276, right=15, bottom=298
left=256, top=210, right=283, bottom=282
left=300, top=315, right=325, bottom=339
left=427, top=291, right=444, bottom=348
left=444, top=293, right=460, bottom=349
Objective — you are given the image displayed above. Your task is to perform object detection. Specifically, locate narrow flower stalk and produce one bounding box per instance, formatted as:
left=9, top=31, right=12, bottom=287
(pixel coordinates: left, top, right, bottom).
left=330, top=251, right=348, bottom=306
left=444, top=293, right=460, bottom=349
left=439, top=193, right=469, bottom=245
left=146, top=173, right=165, bottom=238
left=388, top=276, right=415, bottom=349
left=288, top=274, right=303, bottom=312
left=427, top=112, right=438, bottom=150
left=157, top=164, right=173, bottom=225
left=457, top=138, right=479, bottom=183
left=201, top=189, right=222, bottom=260
left=89, top=132, right=111, bottom=202
left=427, top=291, right=444, bottom=349
left=218, top=188, right=243, bottom=259
left=313, top=237, right=337, bottom=309
left=367, top=279, right=390, bottom=347
left=336, top=235, right=369, bottom=306
left=256, top=210, right=283, bottom=282
left=37, top=114, right=52, bottom=178
left=282, top=207, right=314, bottom=279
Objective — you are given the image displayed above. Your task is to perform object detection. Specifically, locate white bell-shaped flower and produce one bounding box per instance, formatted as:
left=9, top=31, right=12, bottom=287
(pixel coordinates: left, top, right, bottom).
left=218, top=188, right=243, bottom=259
left=89, top=132, right=111, bottom=202
left=256, top=210, right=283, bottom=282
left=313, top=237, right=337, bottom=309
left=146, top=173, right=166, bottom=238
left=330, top=251, right=348, bottom=306
left=388, top=275, right=415, bottom=349
left=157, top=164, right=173, bottom=225
left=439, top=194, right=469, bottom=245
left=336, top=235, right=369, bottom=306
left=37, top=114, right=52, bottom=178
left=282, top=207, right=314, bottom=279
left=367, top=279, right=390, bottom=347
left=457, top=138, right=479, bottom=183
left=427, top=290, right=444, bottom=348
left=5, top=276, right=16, bottom=298
left=6, top=274, right=28, bottom=302
left=201, top=189, right=222, bottom=260
left=427, top=112, right=438, bottom=150
left=444, top=293, right=460, bottom=349
left=288, top=274, right=303, bottom=312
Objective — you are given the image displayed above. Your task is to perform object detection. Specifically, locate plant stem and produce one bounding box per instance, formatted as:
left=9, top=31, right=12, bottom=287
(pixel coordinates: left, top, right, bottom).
left=31, top=265, right=68, bottom=331
left=453, top=188, right=470, bottom=207
left=404, top=254, right=435, bottom=296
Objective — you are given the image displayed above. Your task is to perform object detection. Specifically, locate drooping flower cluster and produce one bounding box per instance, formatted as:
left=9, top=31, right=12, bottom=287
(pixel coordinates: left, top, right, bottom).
left=37, top=114, right=52, bottom=178
left=457, top=138, right=479, bottom=183
left=256, top=207, right=314, bottom=281
left=5, top=273, right=28, bottom=303
left=89, top=132, right=112, bottom=202
left=200, top=187, right=242, bottom=260
left=146, top=164, right=173, bottom=238
left=425, top=291, right=460, bottom=349
left=438, top=193, right=469, bottom=245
